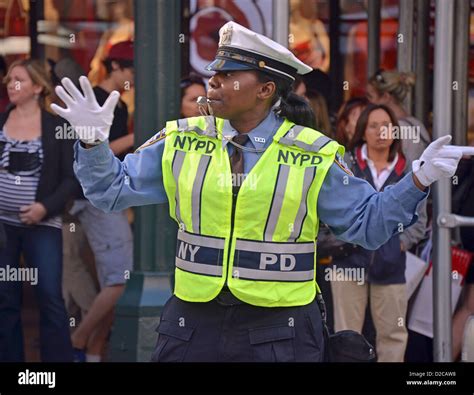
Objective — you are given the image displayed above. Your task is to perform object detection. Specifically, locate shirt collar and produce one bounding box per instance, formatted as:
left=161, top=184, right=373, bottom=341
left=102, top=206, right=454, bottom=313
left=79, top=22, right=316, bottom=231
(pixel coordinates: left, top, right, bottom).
left=361, top=143, right=398, bottom=172
left=221, top=111, right=282, bottom=150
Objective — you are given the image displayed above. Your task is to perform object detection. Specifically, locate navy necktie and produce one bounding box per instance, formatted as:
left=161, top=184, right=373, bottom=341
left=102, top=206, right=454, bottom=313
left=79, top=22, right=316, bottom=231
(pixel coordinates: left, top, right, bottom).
left=230, top=134, right=249, bottom=195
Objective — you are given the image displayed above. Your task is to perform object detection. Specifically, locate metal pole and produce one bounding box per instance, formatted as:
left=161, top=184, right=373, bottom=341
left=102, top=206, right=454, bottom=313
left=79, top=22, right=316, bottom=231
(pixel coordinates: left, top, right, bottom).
left=329, top=0, right=342, bottom=113
left=109, top=0, right=180, bottom=362
left=397, top=0, right=414, bottom=112
left=29, top=0, right=39, bottom=58
left=367, top=0, right=381, bottom=80
left=452, top=0, right=470, bottom=146
left=414, top=0, right=429, bottom=126
left=432, top=0, right=454, bottom=362
left=273, top=0, right=289, bottom=47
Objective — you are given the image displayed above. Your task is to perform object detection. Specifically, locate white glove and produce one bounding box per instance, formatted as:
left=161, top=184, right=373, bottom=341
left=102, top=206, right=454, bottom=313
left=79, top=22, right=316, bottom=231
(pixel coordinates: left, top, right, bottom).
left=412, top=135, right=474, bottom=187
left=50, top=76, right=120, bottom=145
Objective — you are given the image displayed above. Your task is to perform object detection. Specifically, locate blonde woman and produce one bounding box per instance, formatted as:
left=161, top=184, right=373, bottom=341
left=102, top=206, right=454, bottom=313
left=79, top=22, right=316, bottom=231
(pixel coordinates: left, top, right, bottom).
left=0, top=59, right=76, bottom=361
left=367, top=70, right=431, bottom=164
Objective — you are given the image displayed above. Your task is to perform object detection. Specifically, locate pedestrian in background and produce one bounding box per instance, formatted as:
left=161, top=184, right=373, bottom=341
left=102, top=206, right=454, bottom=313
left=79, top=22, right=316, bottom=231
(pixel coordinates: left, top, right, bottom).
left=366, top=70, right=431, bottom=164
left=0, top=59, right=76, bottom=362
left=331, top=104, right=427, bottom=362
left=334, top=97, right=368, bottom=149
left=49, top=57, right=101, bottom=358
left=180, top=73, right=207, bottom=118
left=67, top=41, right=135, bottom=362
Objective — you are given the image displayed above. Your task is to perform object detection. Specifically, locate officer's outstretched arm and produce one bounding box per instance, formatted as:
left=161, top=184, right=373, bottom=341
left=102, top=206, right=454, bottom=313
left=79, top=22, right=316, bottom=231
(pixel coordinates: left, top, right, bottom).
left=73, top=130, right=168, bottom=212
left=319, top=136, right=474, bottom=250
left=318, top=162, right=427, bottom=250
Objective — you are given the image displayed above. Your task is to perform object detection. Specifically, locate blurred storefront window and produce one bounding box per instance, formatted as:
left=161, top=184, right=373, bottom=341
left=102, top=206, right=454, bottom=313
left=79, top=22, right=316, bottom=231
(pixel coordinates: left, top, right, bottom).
left=340, top=0, right=398, bottom=99
left=289, top=0, right=330, bottom=73
left=35, top=0, right=133, bottom=79
left=0, top=0, right=30, bottom=63
left=188, top=0, right=272, bottom=79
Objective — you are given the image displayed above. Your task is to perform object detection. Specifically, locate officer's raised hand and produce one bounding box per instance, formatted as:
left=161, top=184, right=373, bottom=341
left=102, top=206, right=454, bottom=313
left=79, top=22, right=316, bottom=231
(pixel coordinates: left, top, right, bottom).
left=413, top=135, right=474, bottom=188
left=51, top=76, right=120, bottom=145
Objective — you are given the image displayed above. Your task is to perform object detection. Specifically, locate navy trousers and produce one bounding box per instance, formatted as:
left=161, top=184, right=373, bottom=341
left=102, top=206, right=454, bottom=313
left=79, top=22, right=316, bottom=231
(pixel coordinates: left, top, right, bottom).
left=0, top=223, right=73, bottom=362
left=151, top=293, right=325, bottom=362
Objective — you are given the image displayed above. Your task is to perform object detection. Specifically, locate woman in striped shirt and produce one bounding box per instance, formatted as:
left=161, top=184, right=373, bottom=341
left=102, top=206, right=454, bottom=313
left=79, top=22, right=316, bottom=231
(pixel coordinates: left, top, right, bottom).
left=0, top=59, right=77, bottom=361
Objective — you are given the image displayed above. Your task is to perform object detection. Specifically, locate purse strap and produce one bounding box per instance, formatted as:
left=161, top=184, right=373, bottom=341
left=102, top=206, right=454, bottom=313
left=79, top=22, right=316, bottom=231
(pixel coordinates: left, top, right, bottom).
left=316, top=292, right=332, bottom=362
left=316, top=293, right=327, bottom=325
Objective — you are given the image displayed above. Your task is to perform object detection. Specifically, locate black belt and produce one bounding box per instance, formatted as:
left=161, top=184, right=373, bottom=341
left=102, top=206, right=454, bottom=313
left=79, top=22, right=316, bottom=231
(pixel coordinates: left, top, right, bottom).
left=214, top=286, right=244, bottom=306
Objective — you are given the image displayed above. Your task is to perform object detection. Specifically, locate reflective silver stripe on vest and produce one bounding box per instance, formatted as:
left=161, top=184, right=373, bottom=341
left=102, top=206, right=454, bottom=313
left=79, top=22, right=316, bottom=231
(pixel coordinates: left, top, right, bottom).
left=279, top=134, right=333, bottom=153
left=191, top=155, right=212, bottom=234
left=311, top=135, right=332, bottom=151
left=203, top=116, right=217, bottom=137
left=235, top=239, right=314, bottom=254
left=176, top=258, right=223, bottom=276
left=264, top=164, right=290, bottom=241
left=234, top=267, right=314, bottom=282
left=177, top=118, right=189, bottom=130
left=176, top=117, right=217, bottom=138
left=288, top=166, right=317, bottom=242
left=172, top=150, right=186, bottom=226
left=177, top=231, right=225, bottom=249
left=284, top=125, right=305, bottom=139
left=278, top=125, right=304, bottom=148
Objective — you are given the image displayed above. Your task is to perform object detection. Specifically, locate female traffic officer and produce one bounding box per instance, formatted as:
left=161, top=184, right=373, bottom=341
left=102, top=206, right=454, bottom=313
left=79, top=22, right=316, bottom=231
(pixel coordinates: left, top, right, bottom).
left=51, top=22, right=473, bottom=362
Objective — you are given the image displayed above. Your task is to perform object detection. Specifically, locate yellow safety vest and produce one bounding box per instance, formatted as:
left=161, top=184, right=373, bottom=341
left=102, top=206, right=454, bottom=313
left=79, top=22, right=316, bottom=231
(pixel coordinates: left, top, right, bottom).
left=162, top=115, right=344, bottom=307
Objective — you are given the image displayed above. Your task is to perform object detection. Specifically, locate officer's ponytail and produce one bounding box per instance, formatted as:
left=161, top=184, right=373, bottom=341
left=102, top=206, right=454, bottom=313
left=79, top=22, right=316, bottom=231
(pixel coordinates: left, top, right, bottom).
left=277, top=92, right=316, bottom=129
left=256, top=71, right=316, bottom=129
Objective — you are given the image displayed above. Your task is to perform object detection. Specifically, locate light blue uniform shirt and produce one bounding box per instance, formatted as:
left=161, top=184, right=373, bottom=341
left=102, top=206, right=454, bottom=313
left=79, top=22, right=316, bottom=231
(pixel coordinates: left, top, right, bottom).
left=73, top=111, right=428, bottom=250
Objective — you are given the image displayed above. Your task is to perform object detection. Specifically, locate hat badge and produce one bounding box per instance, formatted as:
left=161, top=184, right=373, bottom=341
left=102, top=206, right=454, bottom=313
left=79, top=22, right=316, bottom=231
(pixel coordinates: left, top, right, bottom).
left=219, top=24, right=233, bottom=46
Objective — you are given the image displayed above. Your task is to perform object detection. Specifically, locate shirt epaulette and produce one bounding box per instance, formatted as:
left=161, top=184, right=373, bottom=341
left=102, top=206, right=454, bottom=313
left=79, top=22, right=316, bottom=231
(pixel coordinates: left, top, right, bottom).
left=134, top=128, right=166, bottom=153
left=334, top=153, right=353, bottom=176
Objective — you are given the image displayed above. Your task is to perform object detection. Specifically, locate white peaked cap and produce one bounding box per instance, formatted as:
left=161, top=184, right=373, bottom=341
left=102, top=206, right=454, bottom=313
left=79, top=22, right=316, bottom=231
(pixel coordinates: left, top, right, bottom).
left=206, top=21, right=312, bottom=81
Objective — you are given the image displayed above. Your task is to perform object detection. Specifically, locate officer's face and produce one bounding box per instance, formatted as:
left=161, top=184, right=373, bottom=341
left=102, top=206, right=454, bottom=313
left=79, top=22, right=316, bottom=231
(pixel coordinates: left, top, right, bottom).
left=364, top=109, right=394, bottom=152
left=207, top=70, right=264, bottom=120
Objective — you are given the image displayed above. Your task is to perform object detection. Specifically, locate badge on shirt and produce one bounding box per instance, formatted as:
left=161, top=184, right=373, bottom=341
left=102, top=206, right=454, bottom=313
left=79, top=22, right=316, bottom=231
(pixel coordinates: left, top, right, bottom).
left=335, top=153, right=353, bottom=176
left=254, top=136, right=266, bottom=144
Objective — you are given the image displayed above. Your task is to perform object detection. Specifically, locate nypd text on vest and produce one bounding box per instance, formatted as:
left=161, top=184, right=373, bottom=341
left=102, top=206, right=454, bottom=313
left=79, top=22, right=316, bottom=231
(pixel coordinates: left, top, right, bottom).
left=178, top=241, right=200, bottom=262
left=277, top=150, right=322, bottom=166
left=174, top=135, right=216, bottom=154
left=260, top=253, right=296, bottom=271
